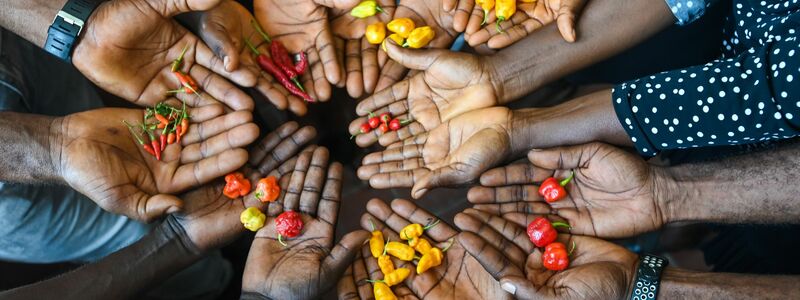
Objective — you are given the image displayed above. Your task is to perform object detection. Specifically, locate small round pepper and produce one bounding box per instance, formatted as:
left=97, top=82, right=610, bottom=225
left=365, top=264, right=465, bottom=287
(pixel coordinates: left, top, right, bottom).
left=382, top=33, right=405, bottom=52
left=402, top=26, right=435, bottom=49
left=399, top=219, right=439, bottom=240
left=224, top=172, right=251, bottom=199
left=240, top=207, right=266, bottom=232
left=372, top=282, right=397, bottom=300
left=542, top=242, right=574, bottom=271
left=366, top=22, right=387, bottom=45
left=385, top=241, right=415, bottom=261
left=387, top=18, right=416, bottom=38
left=538, top=171, right=574, bottom=203
left=350, top=0, right=384, bottom=18
left=275, top=210, right=304, bottom=246
left=527, top=217, right=571, bottom=247
left=254, top=176, right=280, bottom=203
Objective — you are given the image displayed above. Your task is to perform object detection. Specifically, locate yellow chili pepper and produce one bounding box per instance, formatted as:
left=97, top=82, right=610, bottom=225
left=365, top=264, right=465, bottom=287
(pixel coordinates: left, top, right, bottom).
left=399, top=220, right=440, bottom=240
left=402, top=26, right=435, bottom=49
left=409, top=236, right=432, bottom=254
left=350, top=0, right=384, bottom=18
left=495, top=0, right=516, bottom=33
left=239, top=207, right=266, bottom=232
left=416, top=247, right=444, bottom=274
left=385, top=241, right=415, bottom=261
left=382, top=268, right=411, bottom=286
left=382, top=33, right=405, bottom=52
left=369, top=230, right=385, bottom=258
left=519, top=0, right=536, bottom=2
left=378, top=254, right=395, bottom=275
left=475, top=0, right=495, bottom=25
left=387, top=18, right=416, bottom=38
left=365, top=22, right=386, bottom=45
left=372, top=282, right=397, bottom=300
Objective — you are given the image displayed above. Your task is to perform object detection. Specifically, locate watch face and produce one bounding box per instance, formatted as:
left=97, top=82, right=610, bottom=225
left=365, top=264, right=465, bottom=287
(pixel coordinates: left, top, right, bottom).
left=640, top=266, right=659, bottom=281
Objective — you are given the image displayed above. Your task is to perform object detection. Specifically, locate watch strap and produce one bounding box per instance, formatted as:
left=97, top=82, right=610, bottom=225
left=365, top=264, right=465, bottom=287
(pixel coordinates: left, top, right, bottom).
left=44, top=0, right=101, bottom=62
left=629, top=254, right=668, bottom=300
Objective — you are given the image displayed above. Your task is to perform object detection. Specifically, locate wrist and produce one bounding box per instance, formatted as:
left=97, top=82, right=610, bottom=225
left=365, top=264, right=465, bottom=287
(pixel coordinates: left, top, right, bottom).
left=160, top=215, right=205, bottom=258
left=49, top=117, right=66, bottom=183
left=485, top=52, right=544, bottom=105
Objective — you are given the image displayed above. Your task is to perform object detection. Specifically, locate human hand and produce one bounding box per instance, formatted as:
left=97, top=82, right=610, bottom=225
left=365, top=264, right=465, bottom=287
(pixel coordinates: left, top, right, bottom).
left=330, top=0, right=396, bottom=98
left=337, top=198, right=510, bottom=300
left=253, top=0, right=361, bottom=101
left=468, top=142, right=669, bottom=238
left=55, top=105, right=259, bottom=222
left=348, top=41, right=500, bottom=147
left=241, top=147, right=370, bottom=300
left=373, top=0, right=472, bottom=92
left=72, top=0, right=256, bottom=111
left=358, top=106, right=513, bottom=199
left=465, top=0, right=586, bottom=49
left=455, top=208, right=638, bottom=299
left=190, top=1, right=310, bottom=115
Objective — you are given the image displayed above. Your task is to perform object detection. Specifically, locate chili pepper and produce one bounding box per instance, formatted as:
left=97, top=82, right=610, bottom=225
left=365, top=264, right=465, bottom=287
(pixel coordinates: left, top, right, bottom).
left=385, top=241, right=415, bottom=261
left=372, top=282, right=397, bottom=300
left=527, top=217, right=571, bottom=248
left=495, top=0, right=516, bottom=33
left=224, top=172, right=251, bottom=199
left=369, top=220, right=385, bottom=258
left=124, top=120, right=156, bottom=158
left=350, top=122, right=374, bottom=139
left=542, top=242, right=574, bottom=271
left=175, top=126, right=183, bottom=144
left=399, top=219, right=439, bottom=240
left=416, top=247, right=443, bottom=274
left=388, top=118, right=412, bottom=131
left=294, top=52, right=308, bottom=75
left=172, top=71, right=199, bottom=94
left=378, top=253, right=395, bottom=275
left=387, top=18, right=415, bottom=38
left=240, top=207, right=266, bottom=232
left=475, top=0, right=495, bottom=25
left=351, top=0, right=384, bottom=18
left=250, top=19, right=271, bottom=43
left=254, top=176, right=281, bottom=203
left=159, top=133, right=167, bottom=152
left=368, top=268, right=410, bottom=286
left=167, top=132, right=176, bottom=144
left=538, top=172, right=574, bottom=203
left=366, top=22, right=386, bottom=45
left=368, top=116, right=381, bottom=129
left=275, top=210, right=304, bottom=246
left=146, top=131, right=162, bottom=161
left=180, top=118, right=189, bottom=136
left=270, top=41, right=304, bottom=89
left=382, top=33, right=405, bottom=52
left=402, top=26, right=435, bottom=49
left=155, top=113, right=169, bottom=125
left=408, top=236, right=432, bottom=254
left=379, top=112, right=392, bottom=123
left=379, top=123, right=389, bottom=133
left=171, top=45, right=189, bottom=72
left=244, top=39, right=314, bottom=102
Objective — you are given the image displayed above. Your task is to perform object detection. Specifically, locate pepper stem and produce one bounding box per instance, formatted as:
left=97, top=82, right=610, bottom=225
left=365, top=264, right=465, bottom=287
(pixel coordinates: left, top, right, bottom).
left=365, top=279, right=385, bottom=283
left=291, top=77, right=305, bottom=92
left=251, top=19, right=272, bottom=43
left=382, top=239, right=389, bottom=256
left=278, top=234, right=287, bottom=247
left=441, top=237, right=455, bottom=252
left=400, top=119, right=414, bottom=126
left=551, top=221, right=572, bottom=230
left=413, top=255, right=422, bottom=260
left=423, top=219, right=440, bottom=230
left=171, top=44, right=189, bottom=72
left=369, top=218, right=376, bottom=232
left=568, top=241, right=576, bottom=256
left=481, top=9, right=489, bottom=25
left=559, top=171, right=575, bottom=186
left=244, top=38, right=261, bottom=56
left=496, top=17, right=505, bottom=34
left=123, top=120, right=145, bottom=145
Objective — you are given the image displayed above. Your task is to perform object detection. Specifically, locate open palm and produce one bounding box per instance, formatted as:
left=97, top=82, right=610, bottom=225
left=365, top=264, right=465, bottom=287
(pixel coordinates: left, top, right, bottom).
left=349, top=42, right=500, bottom=147
left=358, top=107, right=513, bottom=199
left=456, top=208, right=637, bottom=300
left=242, top=147, right=369, bottom=300
left=337, top=199, right=510, bottom=300
left=468, top=142, right=667, bottom=239
left=57, top=106, right=258, bottom=222
left=73, top=0, right=256, bottom=110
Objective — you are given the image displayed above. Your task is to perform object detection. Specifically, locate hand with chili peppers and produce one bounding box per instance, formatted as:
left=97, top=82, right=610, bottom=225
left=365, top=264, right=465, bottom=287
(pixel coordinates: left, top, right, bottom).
left=455, top=208, right=638, bottom=300
left=358, top=107, right=515, bottom=199
left=241, top=147, right=370, bottom=300
left=467, top=142, right=667, bottom=239
left=348, top=40, right=502, bottom=147
left=64, top=0, right=257, bottom=111
left=337, top=198, right=511, bottom=300
left=465, top=0, right=587, bottom=51
left=181, top=1, right=311, bottom=116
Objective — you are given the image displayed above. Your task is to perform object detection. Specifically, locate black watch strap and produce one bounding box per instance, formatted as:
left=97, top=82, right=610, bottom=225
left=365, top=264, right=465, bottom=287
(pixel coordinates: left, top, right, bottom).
left=44, top=0, right=101, bottom=62
left=629, top=254, right=668, bottom=300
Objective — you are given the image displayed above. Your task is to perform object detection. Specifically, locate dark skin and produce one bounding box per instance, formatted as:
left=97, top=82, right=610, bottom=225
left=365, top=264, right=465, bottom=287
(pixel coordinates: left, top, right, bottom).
left=337, top=198, right=510, bottom=300
left=241, top=147, right=370, bottom=300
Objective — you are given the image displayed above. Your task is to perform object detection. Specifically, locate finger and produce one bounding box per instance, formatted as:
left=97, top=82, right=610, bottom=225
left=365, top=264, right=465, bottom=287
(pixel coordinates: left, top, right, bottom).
left=314, top=0, right=361, bottom=9
left=181, top=110, right=254, bottom=145
left=334, top=38, right=347, bottom=88
left=282, top=150, right=313, bottom=211
left=456, top=232, right=526, bottom=284
left=454, top=212, right=527, bottom=266
left=466, top=3, right=487, bottom=35
left=466, top=185, right=542, bottom=204
left=557, top=0, right=587, bottom=43
left=442, top=0, right=457, bottom=11
left=148, top=0, right=223, bottom=17
left=361, top=143, right=423, bottom=164
left=337, top=265, right=360, bottom=300
left=308, top=47, right=332, bottom=101
left=487, top=18, right=543, bottom=49
left=383, top=40, right=447, bottom=71
left=301, top=50, right=320, bottom=102
left=411, top=163, right=472, bottom=199
left=265, top=147, right=315, bottom=217
left=390, top=199, right=458, bottom=242
left=314, top=161, right=343, bottom=225
left=181, top=122, right=260, bottom=163
left=185, top=102, right=224, bottom=122
left=355, top=79, right=409, bottom=116
left=356, top=158, right=424, bottom=180
left=192, top=40, right=258, bottom=98
left=453, top=0, right=473, bottom=32
left=377, top=120, right=425, bottom=147
left=253, top=125, right=317, bottom=174
left=322, top=230, right=372, bottom=284
left=499, top=276, right=545, bottom=300
left=200, top=17, right=241, bottom=71
left=298, top=147, right=330, bottom=216
left=374, top=60, right=408, bottom=93
left=316, top=26, right=342, bottom=87
left=188, top=64, right=255, bottom=111
left=527, top=144, right=599, bottom=170
left=345, top=39, right=364, bottom=98
left=366, top=168, right=429, bottom=189
left=352, top=249, right=374, bottom=299
left=472, top=202, right=552, bottom=216
left=479, top=163, right=551, bottom=187
left=171, top=148, right=248, bottom=189
left=253, top=75, right=289, bottom=111
left=248, top=121, right=300, bottom=165
left=121, top=191, right=183, bottom=223
left=462, top=208, right=534, bottom=254
left=361, top=39, right=380, bottom=95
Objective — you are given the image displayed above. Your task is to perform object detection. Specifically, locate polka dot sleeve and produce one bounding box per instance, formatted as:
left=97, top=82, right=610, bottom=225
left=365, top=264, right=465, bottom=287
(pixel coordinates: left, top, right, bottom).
left=612, top=38, right=800, bottom=158
left=664, top=0, right=716, bottom=25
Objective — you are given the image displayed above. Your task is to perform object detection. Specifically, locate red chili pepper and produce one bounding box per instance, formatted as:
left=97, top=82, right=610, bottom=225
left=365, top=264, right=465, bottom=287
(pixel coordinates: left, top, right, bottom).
left=175, top=126, right=183, bottom=144
left=172, top=71, right=199, bottom=94
left=542, top=242, right=574, bottom=271
left=147, top=131, right=161, bottom=161
left=294, top=52, right=308, bottom=75
left=255, top=176, right=281, bottom=203
left=379, top=123, right=389, bottom=133
left=360, top=123, right=372, bottom=134
left=180, top=118, right=189, bottom=136
left=155, top=113, right=169, bottom=125
left=269, top=41, right=303, bottom=88
left=538, top=172, right=574, bottom=203
left=527, top=217, right=571, bottom=248
left=368, top=116, right=381, bottom=129
left=124, top=120, right=156, bottom=158
left=224, top=172, right=251, bottom=199
left=159, top=134, right=167, bottom=152
left=379, top=112, right=392, bottom=124
left=275, top=210, right=304, bottom=246
left=167, top=132, right=176, bottom=144
left=244, top=39, right=314, bottom=102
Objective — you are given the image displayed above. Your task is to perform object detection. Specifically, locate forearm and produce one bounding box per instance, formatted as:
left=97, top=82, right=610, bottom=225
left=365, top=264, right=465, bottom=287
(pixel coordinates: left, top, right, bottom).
left=659, top=267, right=800, bottom=299
left=0, top=0, right=68, bottom=47
left=487, top=0, right=674, bottom=103
left=0, top=217, right=203, bottom=299
left=0, top=112, right=63, bottom=184
left=509, top=89, right=632, bottom=157
left=662, top=141, right=800, bottom=224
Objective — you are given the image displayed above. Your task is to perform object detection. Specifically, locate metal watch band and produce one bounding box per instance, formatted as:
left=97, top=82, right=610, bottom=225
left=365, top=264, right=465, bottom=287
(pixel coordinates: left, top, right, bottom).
left=44, top=0, right=101, bottom=62
left=629, top=254, right=668, bottom=300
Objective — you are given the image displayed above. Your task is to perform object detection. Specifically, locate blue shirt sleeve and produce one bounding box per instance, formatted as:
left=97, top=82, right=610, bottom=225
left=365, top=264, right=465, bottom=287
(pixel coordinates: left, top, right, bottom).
left=664, top=0, right=717, bottom=25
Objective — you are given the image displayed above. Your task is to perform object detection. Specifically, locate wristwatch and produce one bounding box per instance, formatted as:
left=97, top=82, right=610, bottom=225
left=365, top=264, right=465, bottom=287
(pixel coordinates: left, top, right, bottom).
left=629, top=254, right=668, bottom=300
left=44, top=0, right=102, bottom=62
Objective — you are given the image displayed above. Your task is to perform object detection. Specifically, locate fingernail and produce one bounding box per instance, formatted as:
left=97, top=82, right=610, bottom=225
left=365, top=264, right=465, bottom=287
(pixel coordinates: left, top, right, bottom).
left=166, top=206, right=181, bottom=214
left=570, top=29, right=577, bottom=42
left=223, top=56, right=231, bottom=70
left=501, top=282, right=516, bottom=294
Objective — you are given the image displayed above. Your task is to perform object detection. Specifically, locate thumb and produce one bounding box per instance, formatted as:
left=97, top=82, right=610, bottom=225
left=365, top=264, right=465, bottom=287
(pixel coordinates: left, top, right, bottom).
left=130, top=193, right=183, bottom=223
left=411, top=164, right=472, bottom=199
left=499, top=276, right=541, bottom=300
left=147, top=0, right=223, bottom=17
left=314, top=0, right=361, bottom=9
left=556, top=0, right=586, bottom=43
left=383, top=39, right=449, bottom=71
left=322, top=230, right=371, bottom=278
left=527, top=143, right=599, bottom=171
left=200, top=22, right=241, bottom=72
